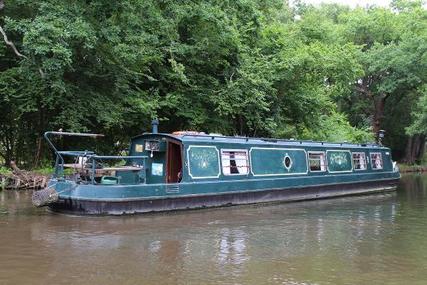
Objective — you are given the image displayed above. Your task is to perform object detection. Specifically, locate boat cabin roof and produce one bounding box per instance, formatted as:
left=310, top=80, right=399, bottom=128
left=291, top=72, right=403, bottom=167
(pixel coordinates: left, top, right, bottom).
left=132, top=133, right=388, bottom=150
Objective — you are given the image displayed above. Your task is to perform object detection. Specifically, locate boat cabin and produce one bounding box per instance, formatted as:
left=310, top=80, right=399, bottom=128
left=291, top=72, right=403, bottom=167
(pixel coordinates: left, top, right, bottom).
left=36, top=129, right=400, bottom=215
left=127, top=132, right=394, bottom=185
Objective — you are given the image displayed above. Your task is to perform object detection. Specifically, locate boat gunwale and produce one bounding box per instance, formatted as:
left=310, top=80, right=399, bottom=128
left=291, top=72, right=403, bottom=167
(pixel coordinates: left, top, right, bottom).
left=48, top=179, right=399, bottom=215
left=55, top=175, right=400, bottom=202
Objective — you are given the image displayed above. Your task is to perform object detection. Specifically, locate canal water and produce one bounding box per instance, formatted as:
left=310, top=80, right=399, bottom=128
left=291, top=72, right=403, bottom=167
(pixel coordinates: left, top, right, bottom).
left=0, top=175, right=426, bottom=285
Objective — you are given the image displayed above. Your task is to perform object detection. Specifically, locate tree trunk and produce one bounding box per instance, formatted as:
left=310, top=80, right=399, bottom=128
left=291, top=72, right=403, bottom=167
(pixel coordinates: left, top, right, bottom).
left=415, top=135, right=426, bottom=162
left=373, top=95, right=386, bottom=137
left=33, top=136, right=43, bottom=168
left=404, top=135, right=426, bottom=164
left=418, top=136, right=426, bottom=161
left=404, top=136, right=414, bottom=164
left=238, top=114, right=244, bottom=136
left=1, top=130, right=14, bottom=167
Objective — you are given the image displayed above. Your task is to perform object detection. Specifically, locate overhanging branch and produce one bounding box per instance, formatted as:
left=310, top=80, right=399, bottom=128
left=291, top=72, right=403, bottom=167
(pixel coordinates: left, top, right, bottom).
left=0, top=25, right=28, bottom=59
left=0, top=0, right=28, bottom=59
left=0, top=1, right=45, bottom=77
left=0, top=0, right=27, bottom=59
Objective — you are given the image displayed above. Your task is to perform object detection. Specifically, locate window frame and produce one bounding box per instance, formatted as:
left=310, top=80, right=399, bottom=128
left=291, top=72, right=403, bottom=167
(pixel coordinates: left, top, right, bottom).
left=370, top=152, right=383, bottom=170
left=220, top=149, right=250, bottom=176
left=352, top=152, right=367, bottom=171
left=308, top=151, right=327, bottom=172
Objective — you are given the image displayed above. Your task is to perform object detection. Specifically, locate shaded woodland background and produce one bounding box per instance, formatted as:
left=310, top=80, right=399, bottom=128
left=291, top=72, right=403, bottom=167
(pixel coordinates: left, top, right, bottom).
left=0, top=0, right=426, bottom=168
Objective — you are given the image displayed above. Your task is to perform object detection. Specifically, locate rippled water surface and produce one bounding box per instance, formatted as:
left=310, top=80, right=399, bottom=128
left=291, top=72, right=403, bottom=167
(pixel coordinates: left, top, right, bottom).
left=1, top=174, right=427, bottom=285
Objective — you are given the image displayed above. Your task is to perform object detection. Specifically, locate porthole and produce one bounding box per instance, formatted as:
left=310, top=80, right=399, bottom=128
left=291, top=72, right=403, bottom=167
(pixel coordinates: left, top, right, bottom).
left=283, top=155, right=292, bottom=170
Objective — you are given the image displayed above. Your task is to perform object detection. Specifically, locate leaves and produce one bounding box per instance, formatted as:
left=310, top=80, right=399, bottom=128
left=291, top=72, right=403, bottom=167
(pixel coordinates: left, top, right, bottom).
left=3, top=0, right=423, bottom=166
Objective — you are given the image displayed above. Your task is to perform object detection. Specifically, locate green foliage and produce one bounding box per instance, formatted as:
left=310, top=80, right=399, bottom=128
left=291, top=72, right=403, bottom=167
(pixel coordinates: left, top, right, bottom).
left=406, top=85, right=427, bottom=136
left=312, top=1, right=427, bottom=159
left=0, top=166, right=12, bottom=176
left=300, top=111, right=374, bottom=143
left=31, top=166, right=55, bottom=176
left=0, top=0, right=425, bottom=166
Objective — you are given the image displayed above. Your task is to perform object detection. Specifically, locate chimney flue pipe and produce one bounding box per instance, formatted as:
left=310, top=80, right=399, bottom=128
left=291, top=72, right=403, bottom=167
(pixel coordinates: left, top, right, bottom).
left=151, top=119, right=159, bottom=134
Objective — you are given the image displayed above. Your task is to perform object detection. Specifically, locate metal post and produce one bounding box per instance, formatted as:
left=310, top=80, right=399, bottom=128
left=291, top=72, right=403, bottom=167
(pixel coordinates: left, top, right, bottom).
left=91, top=157, right=96, bottom=184
left=378, top=130, right=385, bottom=146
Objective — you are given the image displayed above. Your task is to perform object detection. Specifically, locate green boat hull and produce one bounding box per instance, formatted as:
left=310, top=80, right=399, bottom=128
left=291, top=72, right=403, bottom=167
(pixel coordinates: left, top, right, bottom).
left=48, top=175, right=399, bottom=215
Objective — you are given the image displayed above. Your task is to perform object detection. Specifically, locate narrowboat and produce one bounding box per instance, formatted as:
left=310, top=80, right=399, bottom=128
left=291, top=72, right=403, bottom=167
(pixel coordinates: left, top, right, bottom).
left=32, top=121, right=400, bottom=215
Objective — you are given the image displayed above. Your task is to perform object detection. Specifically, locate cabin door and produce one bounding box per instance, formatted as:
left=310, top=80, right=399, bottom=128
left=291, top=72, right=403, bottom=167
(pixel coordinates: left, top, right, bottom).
left=166, top=141, right=183, bottom=183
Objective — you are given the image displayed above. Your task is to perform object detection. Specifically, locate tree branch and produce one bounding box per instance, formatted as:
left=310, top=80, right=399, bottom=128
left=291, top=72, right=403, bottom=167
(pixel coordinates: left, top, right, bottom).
left=0, top=0, right=27, bottom=59
left=382, top=92, right=391, bottom=101
left=0, top=25, right=27, bottom=59
left=354, top=84, right=367, bottom=94
left=0, top=2, right=45, bottom=77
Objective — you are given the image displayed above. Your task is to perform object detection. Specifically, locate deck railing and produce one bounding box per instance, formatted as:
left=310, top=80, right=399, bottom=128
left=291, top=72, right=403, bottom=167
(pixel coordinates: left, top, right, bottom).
left=45, top=131, right=147, bottom=184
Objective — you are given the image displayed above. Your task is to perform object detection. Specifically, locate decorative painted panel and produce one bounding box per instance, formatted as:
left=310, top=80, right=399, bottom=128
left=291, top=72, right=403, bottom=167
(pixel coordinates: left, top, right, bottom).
left=250, top=148, right=307, bottom=176
left=327, top=150, right=352, bottom=173
left=187, top=146, right=220, bottom=179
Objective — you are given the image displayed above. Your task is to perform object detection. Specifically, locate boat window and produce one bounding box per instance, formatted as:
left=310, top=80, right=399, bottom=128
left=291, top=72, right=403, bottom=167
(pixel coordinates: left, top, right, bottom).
left=134, top=144, right=143, bottom=153
left=221, top=150, right=249, bottom=175
left=352, top=152, right=367, bottom=170
left=370, top=153, right=383, bottom=170
left=308, top=152, right=326, bottom=172
left=284, top=155, right=292, bottom=170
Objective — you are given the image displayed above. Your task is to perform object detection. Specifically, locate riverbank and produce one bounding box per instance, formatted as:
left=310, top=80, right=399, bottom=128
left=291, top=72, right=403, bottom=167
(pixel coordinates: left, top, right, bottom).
left=398, top=163, right=427, bottom=173
left=0, top=165, right=48, bottom=191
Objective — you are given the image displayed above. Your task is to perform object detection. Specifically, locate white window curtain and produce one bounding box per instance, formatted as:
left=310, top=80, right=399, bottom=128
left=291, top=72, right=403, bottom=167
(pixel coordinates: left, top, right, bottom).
left=221, top=151, right=249, bottom=175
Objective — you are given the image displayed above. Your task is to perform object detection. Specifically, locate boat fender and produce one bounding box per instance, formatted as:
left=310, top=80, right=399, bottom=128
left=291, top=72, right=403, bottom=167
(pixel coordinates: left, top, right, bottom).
left=32, top=186, right=59, bottom=207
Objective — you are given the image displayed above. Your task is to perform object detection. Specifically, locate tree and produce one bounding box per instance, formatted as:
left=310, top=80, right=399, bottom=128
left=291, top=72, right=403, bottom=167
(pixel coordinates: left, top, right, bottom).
left=405, top=85, right=427, bottom=163
left=4, top=0, right=415, bottom=168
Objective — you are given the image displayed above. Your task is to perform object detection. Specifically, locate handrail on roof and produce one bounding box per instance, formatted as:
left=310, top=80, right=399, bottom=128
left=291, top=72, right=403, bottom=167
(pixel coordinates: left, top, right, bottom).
left=133, top=132, right=381, bottom=148
left=178, top=133, right=378, bottom=148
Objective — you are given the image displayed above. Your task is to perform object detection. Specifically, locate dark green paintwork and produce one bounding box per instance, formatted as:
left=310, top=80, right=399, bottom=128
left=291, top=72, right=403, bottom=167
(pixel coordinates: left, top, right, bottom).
left=51, top=133, right=400, bottom=202
left=250, top=148, right=307, bottom=176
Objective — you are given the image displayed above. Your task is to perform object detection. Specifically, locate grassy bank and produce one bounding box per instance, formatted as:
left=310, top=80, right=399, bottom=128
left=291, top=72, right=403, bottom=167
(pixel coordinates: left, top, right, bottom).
left=0, top=166, right=55, bottom=176
left=398, top=163, right=427, bottom=173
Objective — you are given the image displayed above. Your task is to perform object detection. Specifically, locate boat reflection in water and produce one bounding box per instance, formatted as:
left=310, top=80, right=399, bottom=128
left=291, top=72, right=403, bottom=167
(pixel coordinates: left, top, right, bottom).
left=20, top=190, right=408, bottom=284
